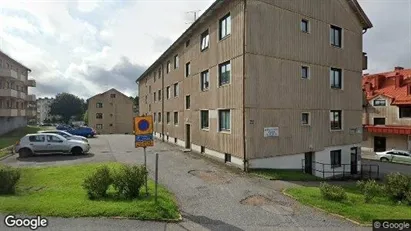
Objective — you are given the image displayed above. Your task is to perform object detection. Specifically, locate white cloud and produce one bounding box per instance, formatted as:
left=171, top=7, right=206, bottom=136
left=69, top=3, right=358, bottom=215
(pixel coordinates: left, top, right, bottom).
left=77, top=0, right=100, bottom=12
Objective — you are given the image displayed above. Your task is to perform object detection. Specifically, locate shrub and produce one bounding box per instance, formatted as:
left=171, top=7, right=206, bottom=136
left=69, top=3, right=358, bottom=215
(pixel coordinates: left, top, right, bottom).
left=82, top=166, right=112, bottom=199
left=0, top=165, right=21, bottom=194
left=356, top=180, right=382, bottom=203
left=384, top=172, right=411, bottom=202
left=319, top=182, right=347, bottom=202
left=112, top=164, right=147, bottom=199
left=405, top=190, right=411, bottom=206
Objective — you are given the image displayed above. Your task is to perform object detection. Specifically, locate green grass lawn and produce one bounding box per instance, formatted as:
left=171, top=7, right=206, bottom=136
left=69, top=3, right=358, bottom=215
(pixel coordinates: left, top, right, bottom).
left=251, top=169, right=322, bottom=181
left=285, top=186, right=411, bottom=224
left=0, top=162, right=180, bottom=220
left=0, top=149, right=10, bottom=158
left=0, top=126, right=42, bottom=149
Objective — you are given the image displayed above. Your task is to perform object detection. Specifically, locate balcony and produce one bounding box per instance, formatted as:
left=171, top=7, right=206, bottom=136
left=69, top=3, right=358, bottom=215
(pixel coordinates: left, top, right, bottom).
left=0, top=109, right=18, bottom=117
left=26, top=94, right=36, bottom=102
left=27, top=79, right=36, bottom=87
left=0, top=89, right=18, bottom=98
left=0, top=68, right=18, bottom=80
left=362, top=52, right=368, bottom=70
left=17, top=91, right=27, bottom=100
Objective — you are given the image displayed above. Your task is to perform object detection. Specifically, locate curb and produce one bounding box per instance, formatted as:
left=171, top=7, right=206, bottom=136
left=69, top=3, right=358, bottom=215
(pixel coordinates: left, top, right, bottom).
left=362, top=157, right=411, bottom=166
left=281, top=188, right=371, bottom=227
left=0, top=145, right=15, bottom=161
left=110, top=213, right=183, bottom=222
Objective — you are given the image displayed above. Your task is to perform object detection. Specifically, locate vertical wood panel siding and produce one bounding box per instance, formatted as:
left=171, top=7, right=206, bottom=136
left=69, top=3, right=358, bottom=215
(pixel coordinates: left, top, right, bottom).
left=244, top=0, right=364, bottom=159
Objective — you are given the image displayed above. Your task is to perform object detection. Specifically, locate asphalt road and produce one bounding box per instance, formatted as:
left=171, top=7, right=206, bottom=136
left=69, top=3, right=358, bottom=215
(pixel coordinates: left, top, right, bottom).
left=0, top=135, right=372, bottom=231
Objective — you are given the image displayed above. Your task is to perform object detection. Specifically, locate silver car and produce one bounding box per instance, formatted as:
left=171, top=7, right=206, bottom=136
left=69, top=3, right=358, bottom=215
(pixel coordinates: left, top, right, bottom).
left=15, top=133, right=91, bottom=158
left=376, top=149, right=411, bottom=163
left=38, top=130, right=88, bottom=143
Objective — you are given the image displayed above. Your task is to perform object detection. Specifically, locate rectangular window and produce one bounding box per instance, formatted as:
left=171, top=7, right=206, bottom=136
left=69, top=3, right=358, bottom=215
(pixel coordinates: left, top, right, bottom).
left=373, top=118, right=385, bottom=125
left=373, top=99, right=386, bottom=106
left=158, top=90, right=161, bottom=101
left=167, top=61, right=171, bottom=73
left=201, top=70, right=210, bottom=91
left=302, top=113, right=310, bottom=125
left=167, top=112, right=170, bottom=124
left=186, top=40, right=190, bottom=47
left=154, top=92, right=156, bottom=101
left=174, top=55, right=179, bottom=69
left=110, top=94, right=116, bottom=98
left=399, top=107, right=411, bottom=118
left=174, top=112, right=178, bottom=125
left=154, top=113, right=157, bottom=122
left=185, top=62, right=191, bottom=77
left=225, top=153, right=231, bottom=163
left=200, top=29, right=210, bottom=51
left=185, top=95, right=190, bottom=109
left=29, top=135, right=45, bottom=142
left=158, top=112, right=162, bottom=123
left=330, top=110, right=342, bottom=130
left=148, top=104, right=151, bottom=112
left=200, top=110, right=209, bottom=129
left=219, top=109, right=231, bottom=131
left=96, top=102, right=103, bottom=108
left=301, top=66, right=309, bottom=79
left=301, top=19, right=309, bottom=33
left=173, top=83, right=179, bottom=97
left=166, top=86, right=170, bottom=99
left=219, top=13, right=231, bottom=39
left=219, top=61, right=231, bottom=86
left=145, top=95, right=147, bottom=104
left=96, top=124, right=103, bottom=129
left=330, top=68, right=342, bottom=89
left=154, top=71, right=156, bottom=82
left=330, top=25, right=342, bottom=47
left=330, top=150, right=342, bottom=167
left=96, top=113, right=103, bottom=119
left=149, top=86, right=151, bottom=93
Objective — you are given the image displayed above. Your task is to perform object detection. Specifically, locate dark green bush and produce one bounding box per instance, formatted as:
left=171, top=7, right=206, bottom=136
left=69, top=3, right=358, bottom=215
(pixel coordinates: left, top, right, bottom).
left=356, top=180, right=382, bottom=203
left=405, top=190, right=411, bottom=206
left=384, top=172, right=411, bottom=202
left=319, top=182, right=347, bottom=202
left=82, top=166, right=112, bottom=199
left=0, top=165, right=21, bottom=194
left=112, top=164, right=147, bottom=199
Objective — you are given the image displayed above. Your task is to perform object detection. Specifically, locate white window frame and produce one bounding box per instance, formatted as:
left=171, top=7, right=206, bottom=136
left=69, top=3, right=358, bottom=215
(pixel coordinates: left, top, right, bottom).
left=200, top=110, right=210, bottom=130
left=218, top=109, right=231, bottom=133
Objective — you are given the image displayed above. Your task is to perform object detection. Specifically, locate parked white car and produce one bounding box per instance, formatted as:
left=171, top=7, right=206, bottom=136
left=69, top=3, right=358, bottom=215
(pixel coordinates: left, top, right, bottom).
left=38, top=130, right=88, bottom=143
left=376, top=149, right=411, bottom=163
left=15, top=133, right=91, bottom=158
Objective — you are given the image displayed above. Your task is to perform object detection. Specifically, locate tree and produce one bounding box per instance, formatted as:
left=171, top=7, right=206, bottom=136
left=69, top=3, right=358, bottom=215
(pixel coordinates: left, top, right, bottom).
left=49, top=93, right=86, bottom=124
left=83, top=110, right=88, bottom=125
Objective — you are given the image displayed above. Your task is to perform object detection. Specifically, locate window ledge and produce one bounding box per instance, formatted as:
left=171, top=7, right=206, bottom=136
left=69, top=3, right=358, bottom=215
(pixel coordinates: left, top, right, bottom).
left=218, top=83, right=231, bottom=88
left=331, top=44, right=342, bottom=49
left=201, top=89, right=210, bottom=92
left=201, top=47, right=209, bottom=52
left=301, top=124, right=311, bottom=126
left=219, top=34, right=231, bottom=42
left=201, top=128, right=210, bottom=131
left=219, top=130, right=231, bottom=134
left=330, top=129, right=343, bottom=132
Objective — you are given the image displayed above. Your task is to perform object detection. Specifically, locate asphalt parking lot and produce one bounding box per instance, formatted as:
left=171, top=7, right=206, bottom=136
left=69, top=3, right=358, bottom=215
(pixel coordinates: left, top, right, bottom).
left=0, top=135, right=371, bottom=231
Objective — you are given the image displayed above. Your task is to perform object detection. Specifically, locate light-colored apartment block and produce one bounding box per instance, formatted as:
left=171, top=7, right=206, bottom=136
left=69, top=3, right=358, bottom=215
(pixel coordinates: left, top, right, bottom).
left=36, top=97, right=54, bottom=124
left=88, top=88, right=134, bottom=134
left=362, top=67, right=411, bottom=152
left=137, top=0, right=372, bottom=178
left=0, top=50, right=36, bottom=135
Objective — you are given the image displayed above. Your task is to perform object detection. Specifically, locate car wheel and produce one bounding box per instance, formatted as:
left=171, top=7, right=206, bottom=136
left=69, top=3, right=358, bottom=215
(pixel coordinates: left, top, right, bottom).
left=71, top=147, right=83, bottom=155
left=18, top=148, right=32, bottom=158
left=380, top=157, right=389, bottom=162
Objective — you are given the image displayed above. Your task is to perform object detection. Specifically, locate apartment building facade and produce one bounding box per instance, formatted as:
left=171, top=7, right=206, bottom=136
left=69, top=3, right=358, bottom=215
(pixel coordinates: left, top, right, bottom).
left=88, top=88, right=134, bottom=134
left=36, top=97, right=54, bottom=123
left=362, top=67, right=411, bottom=152
left=0, top=50, right=36, bottom=135
left=137, top=0, right=372, bottom=177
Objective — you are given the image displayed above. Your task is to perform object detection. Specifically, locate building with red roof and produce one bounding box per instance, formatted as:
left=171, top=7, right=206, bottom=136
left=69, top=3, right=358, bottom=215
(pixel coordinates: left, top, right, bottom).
left=362, top=66, right=411, bottom=153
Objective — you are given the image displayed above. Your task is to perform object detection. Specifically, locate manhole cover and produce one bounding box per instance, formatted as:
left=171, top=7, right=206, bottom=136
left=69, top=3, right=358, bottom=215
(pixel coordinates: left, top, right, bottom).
left=240, top=195, right=272, bottom=206
left=188, top=170, right=230, bottom=183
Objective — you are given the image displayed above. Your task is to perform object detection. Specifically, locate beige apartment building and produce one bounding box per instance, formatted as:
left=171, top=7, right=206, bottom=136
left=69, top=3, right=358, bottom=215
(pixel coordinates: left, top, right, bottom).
left=137, top=0, right=372, bottom=177
left=88, top=88, right=134, bottom=134
left=0, top=50, right=36, bottom=135
left=362, top=67, right=411, bottom=153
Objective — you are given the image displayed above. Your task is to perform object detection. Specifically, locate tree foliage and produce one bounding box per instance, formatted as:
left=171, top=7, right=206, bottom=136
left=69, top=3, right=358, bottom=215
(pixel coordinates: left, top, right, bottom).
left=49, top=93, right=86, bottom=123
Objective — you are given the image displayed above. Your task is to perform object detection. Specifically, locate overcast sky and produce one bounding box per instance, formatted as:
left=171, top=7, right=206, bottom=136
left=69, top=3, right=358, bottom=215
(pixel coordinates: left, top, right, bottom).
left=1, top=0, right=410, bottom=99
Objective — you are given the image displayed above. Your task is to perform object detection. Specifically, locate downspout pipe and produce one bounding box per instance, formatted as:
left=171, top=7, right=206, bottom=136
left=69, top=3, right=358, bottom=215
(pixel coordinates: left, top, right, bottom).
left=161, top=64, right=165, bottom=142
left=242, top=0, right=248, bottom=172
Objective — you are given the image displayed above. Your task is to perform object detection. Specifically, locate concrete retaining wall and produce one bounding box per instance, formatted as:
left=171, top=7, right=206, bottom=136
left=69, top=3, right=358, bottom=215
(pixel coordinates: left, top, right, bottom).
left=0, top=117, right=27, bottom=135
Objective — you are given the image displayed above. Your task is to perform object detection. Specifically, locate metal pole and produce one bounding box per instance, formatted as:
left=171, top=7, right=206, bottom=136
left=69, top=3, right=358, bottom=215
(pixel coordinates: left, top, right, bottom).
left=144, top=147, right=148, bottom=196
left=155, top=153, right=159, bottom=203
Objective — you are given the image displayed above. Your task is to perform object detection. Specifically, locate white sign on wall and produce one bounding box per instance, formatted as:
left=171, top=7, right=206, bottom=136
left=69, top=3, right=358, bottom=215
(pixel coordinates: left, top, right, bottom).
left=264, top=127, right=279, bottom=137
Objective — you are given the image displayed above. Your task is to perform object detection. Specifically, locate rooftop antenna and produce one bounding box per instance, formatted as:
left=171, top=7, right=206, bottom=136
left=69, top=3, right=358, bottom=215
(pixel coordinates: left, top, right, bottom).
left=186, top=10, right=201, bottom=24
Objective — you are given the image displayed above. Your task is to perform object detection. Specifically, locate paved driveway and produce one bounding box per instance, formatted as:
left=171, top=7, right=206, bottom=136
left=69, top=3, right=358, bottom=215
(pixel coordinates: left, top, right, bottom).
left=1, top=135, right=371, bottom=231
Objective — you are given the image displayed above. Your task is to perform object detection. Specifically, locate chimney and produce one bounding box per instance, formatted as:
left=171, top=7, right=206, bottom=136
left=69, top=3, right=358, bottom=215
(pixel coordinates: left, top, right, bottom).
left=395, top=75, right=404, bottom=88
left=365, top=82, right=372, bottom=92
left=374, top=75, right=383, bottom=90
left=395, top=66, right=404, bottom=71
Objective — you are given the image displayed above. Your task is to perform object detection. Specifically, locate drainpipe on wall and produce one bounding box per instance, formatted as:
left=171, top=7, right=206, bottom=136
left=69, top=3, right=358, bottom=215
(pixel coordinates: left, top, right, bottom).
left=242, top=0, right=248, bottom=172
left=161, top=64, right=165, bottom=142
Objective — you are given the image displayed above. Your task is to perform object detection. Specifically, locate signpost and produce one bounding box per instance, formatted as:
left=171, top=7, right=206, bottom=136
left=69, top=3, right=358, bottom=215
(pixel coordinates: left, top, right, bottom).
left=134, top=116, right=154, bottom=197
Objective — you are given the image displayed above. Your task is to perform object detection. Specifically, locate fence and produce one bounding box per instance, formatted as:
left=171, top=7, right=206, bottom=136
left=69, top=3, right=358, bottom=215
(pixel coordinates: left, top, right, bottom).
left=301, top=159, right=380, bottom=180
